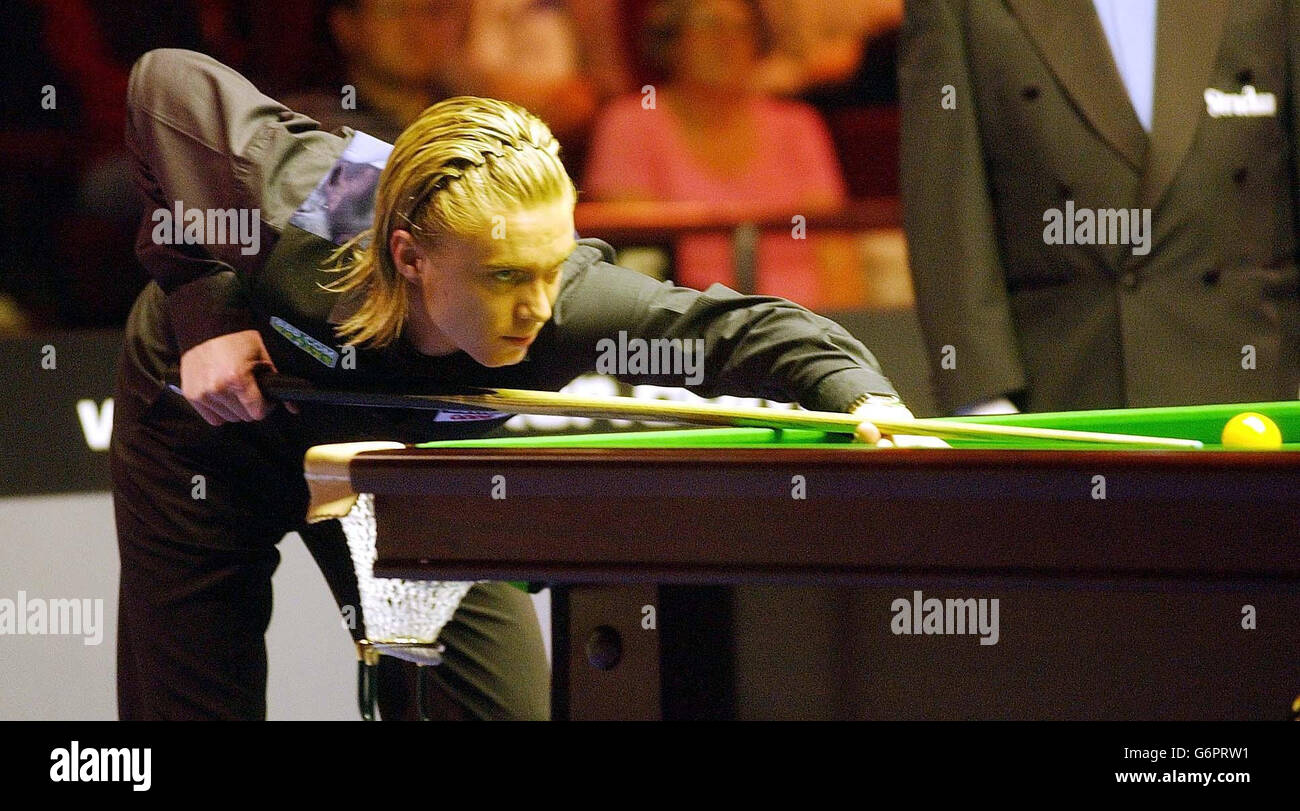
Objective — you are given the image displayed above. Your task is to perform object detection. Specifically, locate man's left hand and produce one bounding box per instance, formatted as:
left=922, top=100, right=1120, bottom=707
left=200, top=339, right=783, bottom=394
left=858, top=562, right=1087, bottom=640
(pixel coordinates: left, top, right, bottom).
left=851, top=400, right=950, bottom=448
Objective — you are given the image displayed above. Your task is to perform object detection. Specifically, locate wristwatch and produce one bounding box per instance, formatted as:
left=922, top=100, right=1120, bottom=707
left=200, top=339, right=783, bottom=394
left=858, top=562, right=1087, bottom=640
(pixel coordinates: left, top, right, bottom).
left=848, top=392, right=907, bottom=412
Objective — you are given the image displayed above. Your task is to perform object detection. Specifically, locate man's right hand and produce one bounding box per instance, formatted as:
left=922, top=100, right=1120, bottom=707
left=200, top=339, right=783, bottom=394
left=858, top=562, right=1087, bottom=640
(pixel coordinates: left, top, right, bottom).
left=178, top=330, right=293, bottom=425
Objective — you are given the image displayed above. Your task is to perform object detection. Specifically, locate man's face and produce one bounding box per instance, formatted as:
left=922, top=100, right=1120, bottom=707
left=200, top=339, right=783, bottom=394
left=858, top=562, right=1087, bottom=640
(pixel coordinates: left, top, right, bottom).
left=391, top=197, right=577, bottom=367
left=334, top=0, right=467, bottom=87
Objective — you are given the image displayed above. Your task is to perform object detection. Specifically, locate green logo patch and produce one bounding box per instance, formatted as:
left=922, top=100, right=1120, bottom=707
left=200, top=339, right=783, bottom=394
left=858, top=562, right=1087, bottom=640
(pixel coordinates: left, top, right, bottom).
left=271, top=316, right=339, bottom=368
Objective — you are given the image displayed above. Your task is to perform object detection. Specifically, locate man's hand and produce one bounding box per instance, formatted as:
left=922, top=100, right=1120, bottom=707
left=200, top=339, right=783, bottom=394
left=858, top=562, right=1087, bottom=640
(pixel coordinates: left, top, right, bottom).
left=178, top=330, right=296, bottom=425
left=851, top=397, right=950, bottom=448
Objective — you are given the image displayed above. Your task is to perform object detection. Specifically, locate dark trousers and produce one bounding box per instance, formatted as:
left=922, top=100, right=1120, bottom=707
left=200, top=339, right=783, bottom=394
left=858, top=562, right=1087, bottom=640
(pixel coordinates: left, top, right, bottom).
left=110, top=363, right=550, bottom=720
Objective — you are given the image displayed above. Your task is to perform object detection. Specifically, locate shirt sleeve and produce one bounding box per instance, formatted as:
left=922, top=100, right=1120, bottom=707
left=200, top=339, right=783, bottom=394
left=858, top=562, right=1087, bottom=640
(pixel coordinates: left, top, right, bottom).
left=125, top=48, right=346, bottom=354
left=549, top=240, right=899, bottom=412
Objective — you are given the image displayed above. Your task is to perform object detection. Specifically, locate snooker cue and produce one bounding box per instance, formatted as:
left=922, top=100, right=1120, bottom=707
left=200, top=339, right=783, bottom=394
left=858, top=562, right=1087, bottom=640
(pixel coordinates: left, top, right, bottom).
left=178, top=372, right=1200, bottom=449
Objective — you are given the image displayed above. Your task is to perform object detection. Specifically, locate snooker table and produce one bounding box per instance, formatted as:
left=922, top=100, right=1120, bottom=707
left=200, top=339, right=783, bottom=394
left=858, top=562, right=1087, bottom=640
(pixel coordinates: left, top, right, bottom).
left=304, top=400, right=1300, bottom=720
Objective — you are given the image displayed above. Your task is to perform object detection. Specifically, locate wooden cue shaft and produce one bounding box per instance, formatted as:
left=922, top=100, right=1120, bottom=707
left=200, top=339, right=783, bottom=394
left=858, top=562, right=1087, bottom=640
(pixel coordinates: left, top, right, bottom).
left=245, top=373, right=1201, bottom=448
left=351, top=385, right=1204, bottom=449
left=154, top=371, right=1202, bottom=448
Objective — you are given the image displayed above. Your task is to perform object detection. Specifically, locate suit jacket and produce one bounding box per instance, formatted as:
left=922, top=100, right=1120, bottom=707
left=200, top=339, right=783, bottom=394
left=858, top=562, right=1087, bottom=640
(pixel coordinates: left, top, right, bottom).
left=900, top=0, right=1300, bottom=412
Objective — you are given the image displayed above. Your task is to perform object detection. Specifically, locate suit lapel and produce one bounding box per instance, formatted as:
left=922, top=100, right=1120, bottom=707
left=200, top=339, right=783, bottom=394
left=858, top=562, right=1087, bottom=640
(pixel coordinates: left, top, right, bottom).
left=1139, top=0, right=1231, bottom=209
left=1004, top=0, right=1147, bottom=171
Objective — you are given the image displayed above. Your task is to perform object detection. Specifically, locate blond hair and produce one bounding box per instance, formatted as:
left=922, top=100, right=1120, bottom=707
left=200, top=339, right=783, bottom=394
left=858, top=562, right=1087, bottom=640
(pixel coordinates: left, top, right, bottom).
left=323, top=96, right=576, bottom=348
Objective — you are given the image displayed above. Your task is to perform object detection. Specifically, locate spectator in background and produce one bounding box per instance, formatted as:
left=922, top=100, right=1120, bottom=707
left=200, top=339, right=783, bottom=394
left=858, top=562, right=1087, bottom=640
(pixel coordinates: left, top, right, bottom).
left=285, top=0, right=462, bottom=143
left=289, top=0, right=600, bottom=148
left=754, top=0, right=901, bottom=102
left=582, top=0, right=848, bottom=310
left=12, top=0, right=214, bottom=327
left=450, top=0, right=601, bottom=143
left=567, top=0, right=637, bottom=100
left=0, top=1, right=77, bottom=329
left=37, top=0, right=210, bottom=164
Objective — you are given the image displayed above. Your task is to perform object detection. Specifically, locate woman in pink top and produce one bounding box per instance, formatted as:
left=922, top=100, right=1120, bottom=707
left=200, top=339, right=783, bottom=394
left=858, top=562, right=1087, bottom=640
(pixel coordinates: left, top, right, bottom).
left=581, top=0, right=848, bottom=310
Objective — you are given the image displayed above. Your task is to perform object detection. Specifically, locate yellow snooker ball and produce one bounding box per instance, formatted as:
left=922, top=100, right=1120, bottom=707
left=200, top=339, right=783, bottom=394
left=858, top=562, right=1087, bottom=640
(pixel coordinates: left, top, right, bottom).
left=1220, top=412, right=1283, bottom=449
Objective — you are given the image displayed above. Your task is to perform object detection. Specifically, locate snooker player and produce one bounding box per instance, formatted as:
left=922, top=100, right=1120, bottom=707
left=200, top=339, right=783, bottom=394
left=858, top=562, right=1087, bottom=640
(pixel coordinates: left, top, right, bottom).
left=111, top=48, right=916, bottom=720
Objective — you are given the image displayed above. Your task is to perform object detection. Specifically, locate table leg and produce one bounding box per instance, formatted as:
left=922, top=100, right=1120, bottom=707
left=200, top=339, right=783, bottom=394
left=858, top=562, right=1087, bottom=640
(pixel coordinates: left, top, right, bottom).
left=551, top=584, right=661, bottom=720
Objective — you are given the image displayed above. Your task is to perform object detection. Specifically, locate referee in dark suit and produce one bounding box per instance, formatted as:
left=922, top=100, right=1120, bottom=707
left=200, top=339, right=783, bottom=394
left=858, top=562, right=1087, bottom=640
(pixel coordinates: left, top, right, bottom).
left=900, top=0, right=1300, bottom=415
